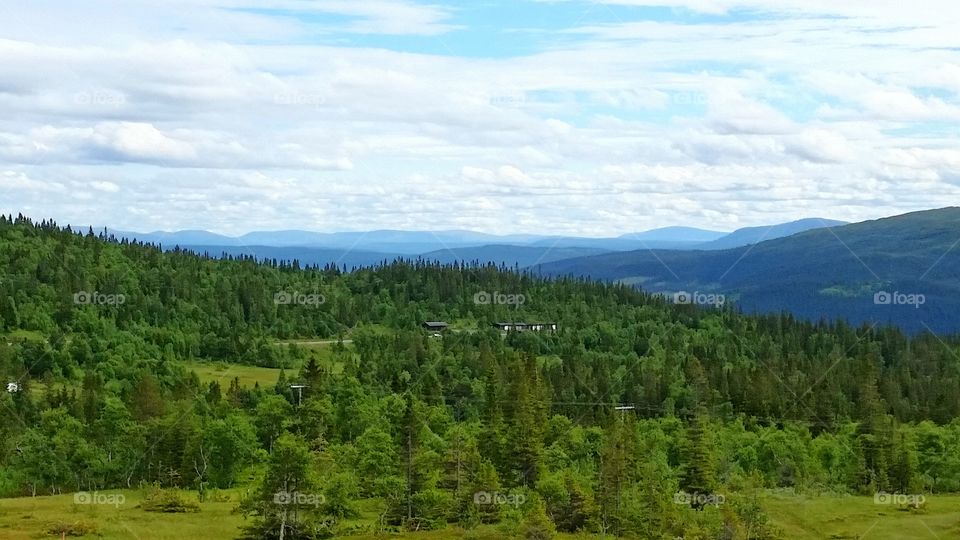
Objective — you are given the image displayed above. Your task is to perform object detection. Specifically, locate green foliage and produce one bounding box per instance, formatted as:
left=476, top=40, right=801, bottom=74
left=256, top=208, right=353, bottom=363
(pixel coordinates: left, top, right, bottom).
left=3, top=215, right=960, bottom=538
left=45, top=519, right=100, bottom=537
left=521, top=498, right=556, bottom=540
left=139, top=485, right=201, bottom=513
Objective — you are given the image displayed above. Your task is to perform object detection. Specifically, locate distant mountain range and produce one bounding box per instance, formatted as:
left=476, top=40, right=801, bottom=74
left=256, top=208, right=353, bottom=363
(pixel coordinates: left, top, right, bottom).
left=105, top=218, right=842, bottom=263
left=539, top=208, right=960, bottom=334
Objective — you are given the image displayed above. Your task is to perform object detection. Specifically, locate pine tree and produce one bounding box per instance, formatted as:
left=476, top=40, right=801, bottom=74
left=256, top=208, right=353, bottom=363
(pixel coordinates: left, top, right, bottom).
left=856, top=373, right=892, bottom=492
left=402, top=393, right=421, bottom=523
left=299, top=356, right=325, bottom=393
left=891, top=430, right=918, bottom=493
left=506, top=353, right=546, bottom=487
left=479, top=359, right=506, bottom=475
left=598, top=410, right=640, bottom=535
left=679, top=409, right=717, bottom=509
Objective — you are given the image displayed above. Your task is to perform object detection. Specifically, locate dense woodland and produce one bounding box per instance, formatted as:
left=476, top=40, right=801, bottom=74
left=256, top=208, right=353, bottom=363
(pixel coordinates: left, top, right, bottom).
left=2, top=215, right=960, bottom=539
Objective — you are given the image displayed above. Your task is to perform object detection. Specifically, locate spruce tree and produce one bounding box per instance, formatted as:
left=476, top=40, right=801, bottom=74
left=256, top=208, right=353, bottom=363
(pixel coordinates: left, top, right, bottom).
left=679, top=409, right=717, bottom=509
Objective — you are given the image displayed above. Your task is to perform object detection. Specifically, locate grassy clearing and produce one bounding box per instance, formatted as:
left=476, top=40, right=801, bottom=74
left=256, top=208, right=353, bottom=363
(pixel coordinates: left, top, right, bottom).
left=763, top=492, right=960, bottom=539
left=2, top=491, right=959, bottom=539
left=0, top=489, right=243, bottom=540
left=0, top=490, right=587, bottom=540
left=180, top=361, right=290, bottom=389
left=1, top=330, right=47, bottom=344
left=181, top=347, right=343, bottom=388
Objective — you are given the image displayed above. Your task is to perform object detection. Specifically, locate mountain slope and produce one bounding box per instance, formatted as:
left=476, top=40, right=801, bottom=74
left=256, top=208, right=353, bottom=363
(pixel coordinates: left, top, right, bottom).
left=540, top=208, right=960, bottom=334
left=700, top=218, right=847, bottom=250
left=618, top=226, right=727, bottom=243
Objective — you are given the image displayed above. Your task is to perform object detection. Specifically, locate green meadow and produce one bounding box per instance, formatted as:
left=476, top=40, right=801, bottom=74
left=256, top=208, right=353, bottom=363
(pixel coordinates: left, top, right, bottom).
left=1, top=491, right=958, bottom=539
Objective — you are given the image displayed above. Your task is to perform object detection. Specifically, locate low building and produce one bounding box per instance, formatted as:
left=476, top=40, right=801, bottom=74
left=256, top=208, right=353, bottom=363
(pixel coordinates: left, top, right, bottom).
left=422, top=321, right=449, bottom=332
left=493, top=322, right=557, bottom=332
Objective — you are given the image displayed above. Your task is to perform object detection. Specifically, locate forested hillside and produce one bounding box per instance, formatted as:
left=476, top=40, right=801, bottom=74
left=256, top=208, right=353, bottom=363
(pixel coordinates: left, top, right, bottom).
left=2, top=214, right=960, bottom=539
left=541, top=207, right=960, bottom=334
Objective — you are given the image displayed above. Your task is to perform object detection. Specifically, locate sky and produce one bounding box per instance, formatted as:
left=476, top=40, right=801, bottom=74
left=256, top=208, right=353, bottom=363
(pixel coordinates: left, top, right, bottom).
left=1, top=0, right=959, bottom=236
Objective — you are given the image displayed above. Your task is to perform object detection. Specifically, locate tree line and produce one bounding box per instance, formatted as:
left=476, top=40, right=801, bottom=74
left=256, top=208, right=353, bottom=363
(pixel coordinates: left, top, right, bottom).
left=1, top=214, right=959, bottom=538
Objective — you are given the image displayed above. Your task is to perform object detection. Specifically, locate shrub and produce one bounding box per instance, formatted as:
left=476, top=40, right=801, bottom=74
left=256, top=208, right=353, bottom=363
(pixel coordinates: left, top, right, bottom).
left=46, top=519, right=99, bottom=537
left=521, top=499, right=556, bottom=540
left=139, top=486, right=201, bottom=513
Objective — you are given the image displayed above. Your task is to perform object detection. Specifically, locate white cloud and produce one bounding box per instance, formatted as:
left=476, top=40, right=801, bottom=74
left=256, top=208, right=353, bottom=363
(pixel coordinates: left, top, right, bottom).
left=0, top=0, right=959, bottom=234
left=90, top=180, right=120, bottom=192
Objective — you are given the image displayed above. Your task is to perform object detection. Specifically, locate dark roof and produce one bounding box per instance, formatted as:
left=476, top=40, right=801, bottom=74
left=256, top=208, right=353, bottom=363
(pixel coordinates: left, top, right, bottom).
left=422, top=321, right=449, bottom=327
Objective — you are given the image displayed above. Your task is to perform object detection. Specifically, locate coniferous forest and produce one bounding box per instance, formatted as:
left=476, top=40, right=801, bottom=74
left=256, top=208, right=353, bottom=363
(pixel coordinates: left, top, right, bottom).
left=2, top=214, right=960, bottom=539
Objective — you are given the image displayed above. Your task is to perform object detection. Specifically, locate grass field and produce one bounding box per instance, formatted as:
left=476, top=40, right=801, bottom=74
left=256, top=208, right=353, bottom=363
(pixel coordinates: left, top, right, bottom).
left=763, top=492, right=960, bottom=539
left=181, top=342, right=346, bottom=389
left=180, top=360, right=290, bottom=389
left=0, top=489, right=242, bottom=540
left=1, top=490, right=958, bottom=539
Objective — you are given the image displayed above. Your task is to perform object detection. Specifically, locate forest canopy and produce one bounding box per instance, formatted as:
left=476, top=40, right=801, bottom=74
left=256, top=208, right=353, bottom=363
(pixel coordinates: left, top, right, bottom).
left=1, top=214, right=958, bottom=539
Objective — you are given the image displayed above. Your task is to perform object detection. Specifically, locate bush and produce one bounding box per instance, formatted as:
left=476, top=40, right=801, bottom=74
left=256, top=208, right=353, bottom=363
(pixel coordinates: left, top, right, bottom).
left=521, top=499, right=556, bottom=540
left=408, top=488, right=453, bottom=530
left=238, top=518, right=335, bottom=540
left=139, top=486, right=201, bottom=513
left=46, top=519, right=99, bottom=537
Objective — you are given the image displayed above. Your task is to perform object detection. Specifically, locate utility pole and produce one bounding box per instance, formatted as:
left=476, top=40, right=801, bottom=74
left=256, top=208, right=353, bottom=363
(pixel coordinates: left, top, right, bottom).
left=613, top=405, right=634, bottom=538
left=289, top=384, right=307, bottom=406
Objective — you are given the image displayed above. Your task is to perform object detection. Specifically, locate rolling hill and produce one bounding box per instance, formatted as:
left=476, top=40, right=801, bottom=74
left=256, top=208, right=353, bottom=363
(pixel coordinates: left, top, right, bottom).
left=539, top=208, right=960, bottom=334
left=698, top=218, right=848, bottom=250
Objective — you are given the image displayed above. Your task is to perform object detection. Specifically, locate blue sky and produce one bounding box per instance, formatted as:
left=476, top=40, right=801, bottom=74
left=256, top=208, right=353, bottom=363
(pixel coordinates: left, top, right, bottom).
left=229, top=2, right=747, bottom=56
left=1, top=0, right=959, bottom=235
